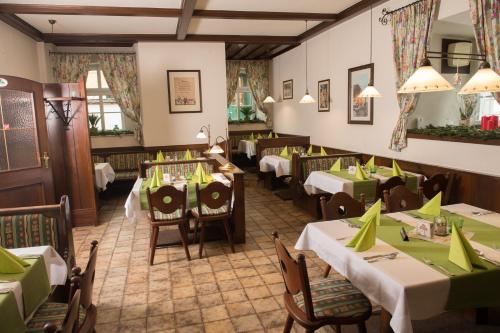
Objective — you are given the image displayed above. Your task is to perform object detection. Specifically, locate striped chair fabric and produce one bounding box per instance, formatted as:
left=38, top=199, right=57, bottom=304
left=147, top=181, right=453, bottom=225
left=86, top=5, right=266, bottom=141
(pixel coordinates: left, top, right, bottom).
left=167, top=150, right=202, bottom=161
left=145, top=162, right=214, bottom=178
left=91, top=154, right=105, bottom=164
left=0, top=214, right=58, bottom=249
left=152, top=209, right=183, bottom=220
left=262, top=146, right=305, bottom=157
left=26, top=302, right=86, bottom=332
left=107, top=152, right=153, bottom=172
left=293, top=277, right=371, bottom=318
left=302, top=156, right=359, bottom=180
left=192, top=204, right=228, bottom=216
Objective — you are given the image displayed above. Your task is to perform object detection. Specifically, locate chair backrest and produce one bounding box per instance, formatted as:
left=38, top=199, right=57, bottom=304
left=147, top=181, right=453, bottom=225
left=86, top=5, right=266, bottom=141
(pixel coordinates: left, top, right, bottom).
left=320, top=192, right=365, bottom=221
left=147, top=185, right=187, bottom=221
left=423, top=173, right=454, bottom=204
left=44, top=277, right=81, bottom=333
left=72, top=240, right=98, bottom=310
left=377, top=176, right=406, bottom=201
left=272, top=232, right=315, bottom=321
left=384, top=185, right=423, bottom=213
left=196, top=181, right=233, bottom=215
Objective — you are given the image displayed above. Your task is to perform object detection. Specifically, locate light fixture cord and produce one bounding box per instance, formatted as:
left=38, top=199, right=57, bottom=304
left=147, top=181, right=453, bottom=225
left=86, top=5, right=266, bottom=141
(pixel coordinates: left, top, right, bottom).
left=369, top=3, right=373, bottom=64
left=481, top=0, right=487, bottom=62
left=305, top=20, right=309, bottom=93
left=423, top=0, right=433, bottom=59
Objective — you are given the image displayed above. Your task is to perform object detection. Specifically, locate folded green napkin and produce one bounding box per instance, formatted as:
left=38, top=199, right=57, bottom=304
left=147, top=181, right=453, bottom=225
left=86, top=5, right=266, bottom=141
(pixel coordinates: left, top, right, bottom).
left=392, top=160, right=404, bottom=177
left=268, top=132, right=273, bottom=139
left=0, top=247, right=29, bottom=274
left=355, top=161, right=368, bottom=180
left=449, top=222, right=487, bottom=272
left=250, top=133, right=255, bottom=142
left=194, top=162, right=208, bottom=184
left=149, top=166, right=162, bottom=189
left=346, top=212, right=377, bottom=252
left=257, top=133, right=263, bottom=139
left=156, top=151, right=165, bottom=162
left=320, top=147, right=327, bottom=156
left=360, top=199, right=382, bottom=225
left=279, top=146, right=289, bottom=158
left=184, top=149, right=193, bottom=161
left=307, top=145, right=313, bottom=156
left=366, top=156, right=375, bottom=170
left=292, top=147, right=298, bottom=154
left=330, top=158, right=341, bottom=172
left=418, top=192, right=441, bottom=217
left=275, top=133, right=279, bottom=138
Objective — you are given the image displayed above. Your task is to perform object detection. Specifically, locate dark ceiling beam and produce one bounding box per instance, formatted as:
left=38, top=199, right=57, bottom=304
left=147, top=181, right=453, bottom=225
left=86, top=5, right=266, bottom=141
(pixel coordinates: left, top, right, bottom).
left=228, top=44, right=249, bottom=59
left=245, top=44, right=268, bottom=59
left=256, top=44, right=281, bottom=59
left=298, top=0, right=391, bottom=42
left=0, top=4, right=181, bottom=17
left=193, top=10, right=337, bottom=21
left=270, top=44, right=300, bottom=59
left=0, top=13, right=43, bottom=41
left=176, top=0, right=197, bottom=40
left=235, top=44, right=262, bottom=60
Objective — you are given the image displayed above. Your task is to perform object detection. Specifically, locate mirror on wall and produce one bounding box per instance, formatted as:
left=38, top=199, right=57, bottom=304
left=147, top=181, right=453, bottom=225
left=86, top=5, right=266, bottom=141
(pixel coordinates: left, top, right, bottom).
left=408, top=11, right=499, bottom=131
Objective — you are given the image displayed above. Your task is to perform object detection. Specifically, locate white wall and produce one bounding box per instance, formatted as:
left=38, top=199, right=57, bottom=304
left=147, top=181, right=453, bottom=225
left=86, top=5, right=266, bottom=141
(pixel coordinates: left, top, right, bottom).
left=136, top=42, right=227, bottom=147
left=271, top=0, right=500, bottom=177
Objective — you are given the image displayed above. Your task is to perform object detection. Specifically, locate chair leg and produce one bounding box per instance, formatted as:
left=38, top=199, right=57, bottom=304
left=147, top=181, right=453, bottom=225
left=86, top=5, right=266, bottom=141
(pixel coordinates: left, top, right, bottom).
left=222, top=218, right=235, bottom=253
left=323, top=264, right=331, bottom=278
left=335, top=324, right=341, bottom=333
left=357, top=322, right=367, bottom=333
left=193, top=219, right=199, bottom=242
left=149, top=226, right=159, bottom=265
left=198, top=222, right=206, bottom=258
left=178, top=221, right=191, bottom=261
left=283, top=314, right=294, bottom=333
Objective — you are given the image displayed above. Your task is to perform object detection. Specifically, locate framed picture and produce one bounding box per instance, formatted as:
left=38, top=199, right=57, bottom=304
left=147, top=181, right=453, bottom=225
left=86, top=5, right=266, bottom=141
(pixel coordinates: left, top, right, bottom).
left=167, top=70, right=202, bottom=113
left=348, top=64, right=374, bottom=125
left=283, top=79, right=293, bottom=100
left=441, top=38, right=473, bottom=74
left=318, top=79, right=330, bottom=112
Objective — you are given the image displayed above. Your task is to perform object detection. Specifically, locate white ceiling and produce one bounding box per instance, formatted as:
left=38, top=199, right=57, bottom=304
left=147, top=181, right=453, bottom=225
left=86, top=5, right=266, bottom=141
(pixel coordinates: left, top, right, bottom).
left=188, top=19, right=321, bottom=36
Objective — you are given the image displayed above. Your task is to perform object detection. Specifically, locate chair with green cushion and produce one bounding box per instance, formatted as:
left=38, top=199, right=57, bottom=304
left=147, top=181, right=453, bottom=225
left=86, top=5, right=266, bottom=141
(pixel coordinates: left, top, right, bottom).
left=272, top=232, right=371, bottom=333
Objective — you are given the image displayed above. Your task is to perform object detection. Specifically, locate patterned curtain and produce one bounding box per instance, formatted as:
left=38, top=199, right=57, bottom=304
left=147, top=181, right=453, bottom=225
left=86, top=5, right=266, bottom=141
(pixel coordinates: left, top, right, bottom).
left=389, top=0, right=441, bottom=151
left=50, top=53, right=93, bottom=83
left=226, top=60, right=241, bottom=107
left=243, top=60, right=272, bottom=127
left=98, top=54, right=143, bottom=144
left=468, top=0, right=500, bottom=103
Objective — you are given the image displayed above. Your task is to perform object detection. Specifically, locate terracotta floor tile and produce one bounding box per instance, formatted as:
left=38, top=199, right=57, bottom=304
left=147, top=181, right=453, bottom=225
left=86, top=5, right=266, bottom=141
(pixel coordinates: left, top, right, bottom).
left=201, top=304, right=229, bottom=322
left=231, top=314, right=264, bottom=332
left=174, top=309, right=202, bottom=326
left=226, top=301, right=256, bottom=317
left=204, top=319, right=235, bottom=333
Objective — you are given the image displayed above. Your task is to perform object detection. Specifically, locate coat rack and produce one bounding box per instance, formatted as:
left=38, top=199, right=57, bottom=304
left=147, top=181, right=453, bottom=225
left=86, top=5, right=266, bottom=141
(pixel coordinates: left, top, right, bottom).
left=45, top=96, right=85, bottom=128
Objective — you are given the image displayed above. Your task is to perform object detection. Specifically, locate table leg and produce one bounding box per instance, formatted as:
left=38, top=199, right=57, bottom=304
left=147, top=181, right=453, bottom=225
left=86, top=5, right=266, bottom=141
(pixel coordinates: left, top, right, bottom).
left=380, top=307, right=394, bottom=333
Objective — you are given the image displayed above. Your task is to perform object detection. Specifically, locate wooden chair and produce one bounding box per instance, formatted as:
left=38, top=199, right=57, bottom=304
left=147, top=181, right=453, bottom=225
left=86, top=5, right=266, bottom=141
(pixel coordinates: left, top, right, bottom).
left=193, top=181, right=234, bottom=258
left=272, top=232, right=371, bottom=333
left=377, top=176, right=405, bottom=201
left=422, top=173, right=454, bottom=205
left=146, top=185, right=190, bottom=264
left=384, top=185, right=424, bottom=213
left=320, top=193, right=365, bottom=277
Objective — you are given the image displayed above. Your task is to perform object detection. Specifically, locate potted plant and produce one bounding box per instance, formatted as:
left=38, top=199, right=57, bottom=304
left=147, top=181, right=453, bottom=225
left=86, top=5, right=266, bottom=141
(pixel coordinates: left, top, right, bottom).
left=88, top=114, right=100, bottom=135
left=239, top=106, right=255, bottom=122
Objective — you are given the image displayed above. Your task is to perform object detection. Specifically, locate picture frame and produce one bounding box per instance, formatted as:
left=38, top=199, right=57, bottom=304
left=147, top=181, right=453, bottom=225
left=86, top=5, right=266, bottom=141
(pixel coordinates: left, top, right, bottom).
left=317, top=79, right=330, bottom=112
left=348, top=64, right=374, bottom=125
left=283, top=79, right=293, bottom=100
left=441, top=38, right=473, bottom=74
left=167, top=70, right=203, bottom=113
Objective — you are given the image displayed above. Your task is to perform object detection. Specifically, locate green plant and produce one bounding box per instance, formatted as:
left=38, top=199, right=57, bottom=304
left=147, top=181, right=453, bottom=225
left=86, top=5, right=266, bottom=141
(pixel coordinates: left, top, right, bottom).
left=457, top=95, right=477, bottom=121
left=239, top=106, right=254, bottom=121
left=88, top=114, right=101, bottom=129
left=408, top=125, right=500, bottom=140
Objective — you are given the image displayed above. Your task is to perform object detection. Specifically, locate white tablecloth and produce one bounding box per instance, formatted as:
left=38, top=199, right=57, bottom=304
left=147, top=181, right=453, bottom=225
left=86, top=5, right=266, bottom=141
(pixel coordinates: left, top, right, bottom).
left=295, top=203, right=500, bottom=333
left=238, top=140, right=256, bottom=159
left=124, top=173, right=231, bottom=223
left=259, top=155, right=291, bottom=177
left=1, top=246, right=67, bottom=320
left=94, top=163, right=116, bottom=191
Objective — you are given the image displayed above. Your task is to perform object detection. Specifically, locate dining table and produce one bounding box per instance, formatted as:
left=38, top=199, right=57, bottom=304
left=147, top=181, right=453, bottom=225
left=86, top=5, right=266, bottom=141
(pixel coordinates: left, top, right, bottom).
left=259, top=155, right=291, bottom=177
left=0, top=246, right=68, bottom=333
left=295, top=203, right=500, bottom=333
left=94, top=162, right=116, bottom=191
left=238, top=139, right=256, bottom=159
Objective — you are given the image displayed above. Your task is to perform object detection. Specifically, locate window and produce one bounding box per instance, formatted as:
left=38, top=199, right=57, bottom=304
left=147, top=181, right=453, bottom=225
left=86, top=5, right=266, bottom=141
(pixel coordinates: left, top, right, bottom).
left=228, top=69, right=257, bottom=122
left=477, top=93, right=500, bottom=121
left=85, top=67, right=125, bottom=131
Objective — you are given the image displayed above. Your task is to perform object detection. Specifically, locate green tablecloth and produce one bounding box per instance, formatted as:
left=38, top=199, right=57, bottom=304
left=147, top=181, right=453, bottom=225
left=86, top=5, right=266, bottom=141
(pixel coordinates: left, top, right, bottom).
left=329, top=170, right=378, bottom=201
left=374, top=167, right=419, bottom=192
left=347, top=215, right=500, bottom=310
left=0, top=256, right=51, bottom=333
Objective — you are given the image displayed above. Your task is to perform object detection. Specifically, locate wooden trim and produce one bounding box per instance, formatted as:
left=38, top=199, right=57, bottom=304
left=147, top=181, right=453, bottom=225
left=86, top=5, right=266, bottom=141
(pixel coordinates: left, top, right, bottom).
left=176, top=0, right=196, bottom=40
left=193, top=10, right=337, bottom=21
left=407, top=132, right=500, bottom=146
left=235, top=44, right=261, bottom=60
left=228, top=44, right=248, bottom=59
left=0, top=13, right=43, bottom=41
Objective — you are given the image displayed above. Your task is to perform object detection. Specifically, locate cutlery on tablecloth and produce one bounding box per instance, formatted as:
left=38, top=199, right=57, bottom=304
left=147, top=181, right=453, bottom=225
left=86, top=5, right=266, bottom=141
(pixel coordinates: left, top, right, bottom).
left=363, top=252, right=398, bottom=261
left=339, top=219, right=361, bottom=229
left=473, top=249, right=500, bottom=266
left=422, top=257, right=455, bottom=276
left=472, top=211, right=494, bottom=217
left=367, top=253, right=398, bottom=263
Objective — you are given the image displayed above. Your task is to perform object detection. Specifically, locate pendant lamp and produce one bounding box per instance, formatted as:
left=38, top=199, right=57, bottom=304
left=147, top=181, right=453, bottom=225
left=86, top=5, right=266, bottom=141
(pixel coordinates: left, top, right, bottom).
left=359, top=4, right=382, bottom=98
left=299, top=20, right=315, bottom=104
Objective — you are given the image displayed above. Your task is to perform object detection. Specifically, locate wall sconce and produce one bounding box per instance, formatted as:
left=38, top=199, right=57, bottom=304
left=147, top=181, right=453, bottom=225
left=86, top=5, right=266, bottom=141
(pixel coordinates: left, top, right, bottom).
left=196, top=124, right=211, bottom=151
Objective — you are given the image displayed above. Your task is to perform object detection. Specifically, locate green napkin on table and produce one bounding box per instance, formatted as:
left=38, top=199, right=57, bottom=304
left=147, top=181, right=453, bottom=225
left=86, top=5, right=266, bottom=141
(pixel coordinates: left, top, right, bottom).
left=279, top=146, right=289, bottom=158
left=156, top=151, right=165, bottom=162
left=268, top=132, right=273, bottom=139
left=250, top=133, right=255, bottom=142
left=307, top=145, right=313, bottom=156
left=184, top=149, right=193, bottom=161
left=194, top=162, right=208, bottom=184
left=346, top=212, right=377, bottom=252
left=449, top=222, right=487, bottom=272
left=320, top=147, right=327, bottom=156
left=257, top=133, right=263, bottom=139
left=355, top=162, right=368, bottom=180
left=292, top=147, right=298, bottom=154
left=149, top=166, right=162, bottom=189
left=330, top=158, right=341, bottom=172
left=418, top=192, right=442, bottom=217
left=360, top=199, right=382, bottom=226
left=392, top=160, right=404, bottom=177
left=366, top=156, right=375, bottom=169
left=275, top=133, right=279, bottom=138
left=0, top=247, right=29, bottom=274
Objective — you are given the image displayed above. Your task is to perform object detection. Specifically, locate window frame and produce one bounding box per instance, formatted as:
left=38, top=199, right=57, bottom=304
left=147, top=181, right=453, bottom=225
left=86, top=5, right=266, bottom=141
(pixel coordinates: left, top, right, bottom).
left=228, top=68, right=256, bottom=122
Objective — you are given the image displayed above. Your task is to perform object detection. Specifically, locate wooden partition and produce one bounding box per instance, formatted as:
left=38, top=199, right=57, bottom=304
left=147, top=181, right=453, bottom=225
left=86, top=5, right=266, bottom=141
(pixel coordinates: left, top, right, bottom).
left=255, top=135, right=310, bottom=163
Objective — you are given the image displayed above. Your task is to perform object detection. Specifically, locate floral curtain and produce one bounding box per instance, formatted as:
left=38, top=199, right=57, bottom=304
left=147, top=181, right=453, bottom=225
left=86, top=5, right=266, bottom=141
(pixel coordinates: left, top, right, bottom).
left=468, top=0, right=500, bottom=103
left=226, top=60, right=241, bottom=108
left=389, top=0, right=441, bottom=151
left=243, top=60, right=272, bottom=127
left=50, top=53, right=93, bottom=83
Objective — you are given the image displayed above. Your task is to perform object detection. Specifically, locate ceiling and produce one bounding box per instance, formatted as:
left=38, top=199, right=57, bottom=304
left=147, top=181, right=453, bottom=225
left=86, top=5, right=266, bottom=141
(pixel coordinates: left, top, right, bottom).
left=0, top=0, right=388, bottom=60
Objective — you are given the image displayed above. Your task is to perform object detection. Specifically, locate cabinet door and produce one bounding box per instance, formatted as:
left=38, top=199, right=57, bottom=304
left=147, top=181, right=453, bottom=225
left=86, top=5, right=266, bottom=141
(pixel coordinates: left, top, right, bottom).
left=0, top=76, right=55, bottom=207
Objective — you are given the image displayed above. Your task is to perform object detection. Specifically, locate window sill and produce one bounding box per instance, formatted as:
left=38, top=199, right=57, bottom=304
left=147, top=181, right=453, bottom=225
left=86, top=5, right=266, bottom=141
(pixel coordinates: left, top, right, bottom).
left=90, top=130, right=134, bottom=137
left=407, top=127, right=500, bottom=146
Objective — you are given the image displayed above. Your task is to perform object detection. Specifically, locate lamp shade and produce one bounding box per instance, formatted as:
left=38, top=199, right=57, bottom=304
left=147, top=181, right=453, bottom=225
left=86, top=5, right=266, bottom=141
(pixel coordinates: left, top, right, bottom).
left=359, top=85, right=382, bottom=98
left=196, top=130, right=207, bottom=139
left=299, top=92, right=316, bottom=104
left=458, top=63, right=500, bottom=94
left=263, top=95, right=276, bottom=103
left=209, top=144, right=224, bottom=154
left=398, top=59, right=454, bottom=94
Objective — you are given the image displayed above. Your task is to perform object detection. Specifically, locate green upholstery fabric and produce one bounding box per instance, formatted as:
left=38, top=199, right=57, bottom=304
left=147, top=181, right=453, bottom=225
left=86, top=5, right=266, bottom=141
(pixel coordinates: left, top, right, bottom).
left=192, top=205, right=229, bottom=217
left=302, top=156, right=359, bottom=180
left=0, top=214, right=58, bottom=249
left=167, top=150, right=201, bottom=161
left=262, top=146, right=305, bottom=157
left=293, top=277, right=371, bottom=318
left=107, top=152, right=152, bottom=171
left=145, top=162, right=214, bottom=178
left=115, top=171, right=139, bottom=181
left=91, top=154, right=105, bottom=164
left=152, top=209, right=183, bottom=221
left=26, top=302, right=86, bottom=332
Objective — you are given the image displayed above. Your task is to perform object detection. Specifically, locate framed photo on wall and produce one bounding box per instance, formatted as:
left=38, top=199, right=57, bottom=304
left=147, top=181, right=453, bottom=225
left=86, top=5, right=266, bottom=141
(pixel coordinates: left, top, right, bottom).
left=318, top=79, right=330, bottom=112
left=167, top=70, right=202, bottom=113
left=283, top=79, right=293, bottom=100
left=348, top=64, right=374, bottom=125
